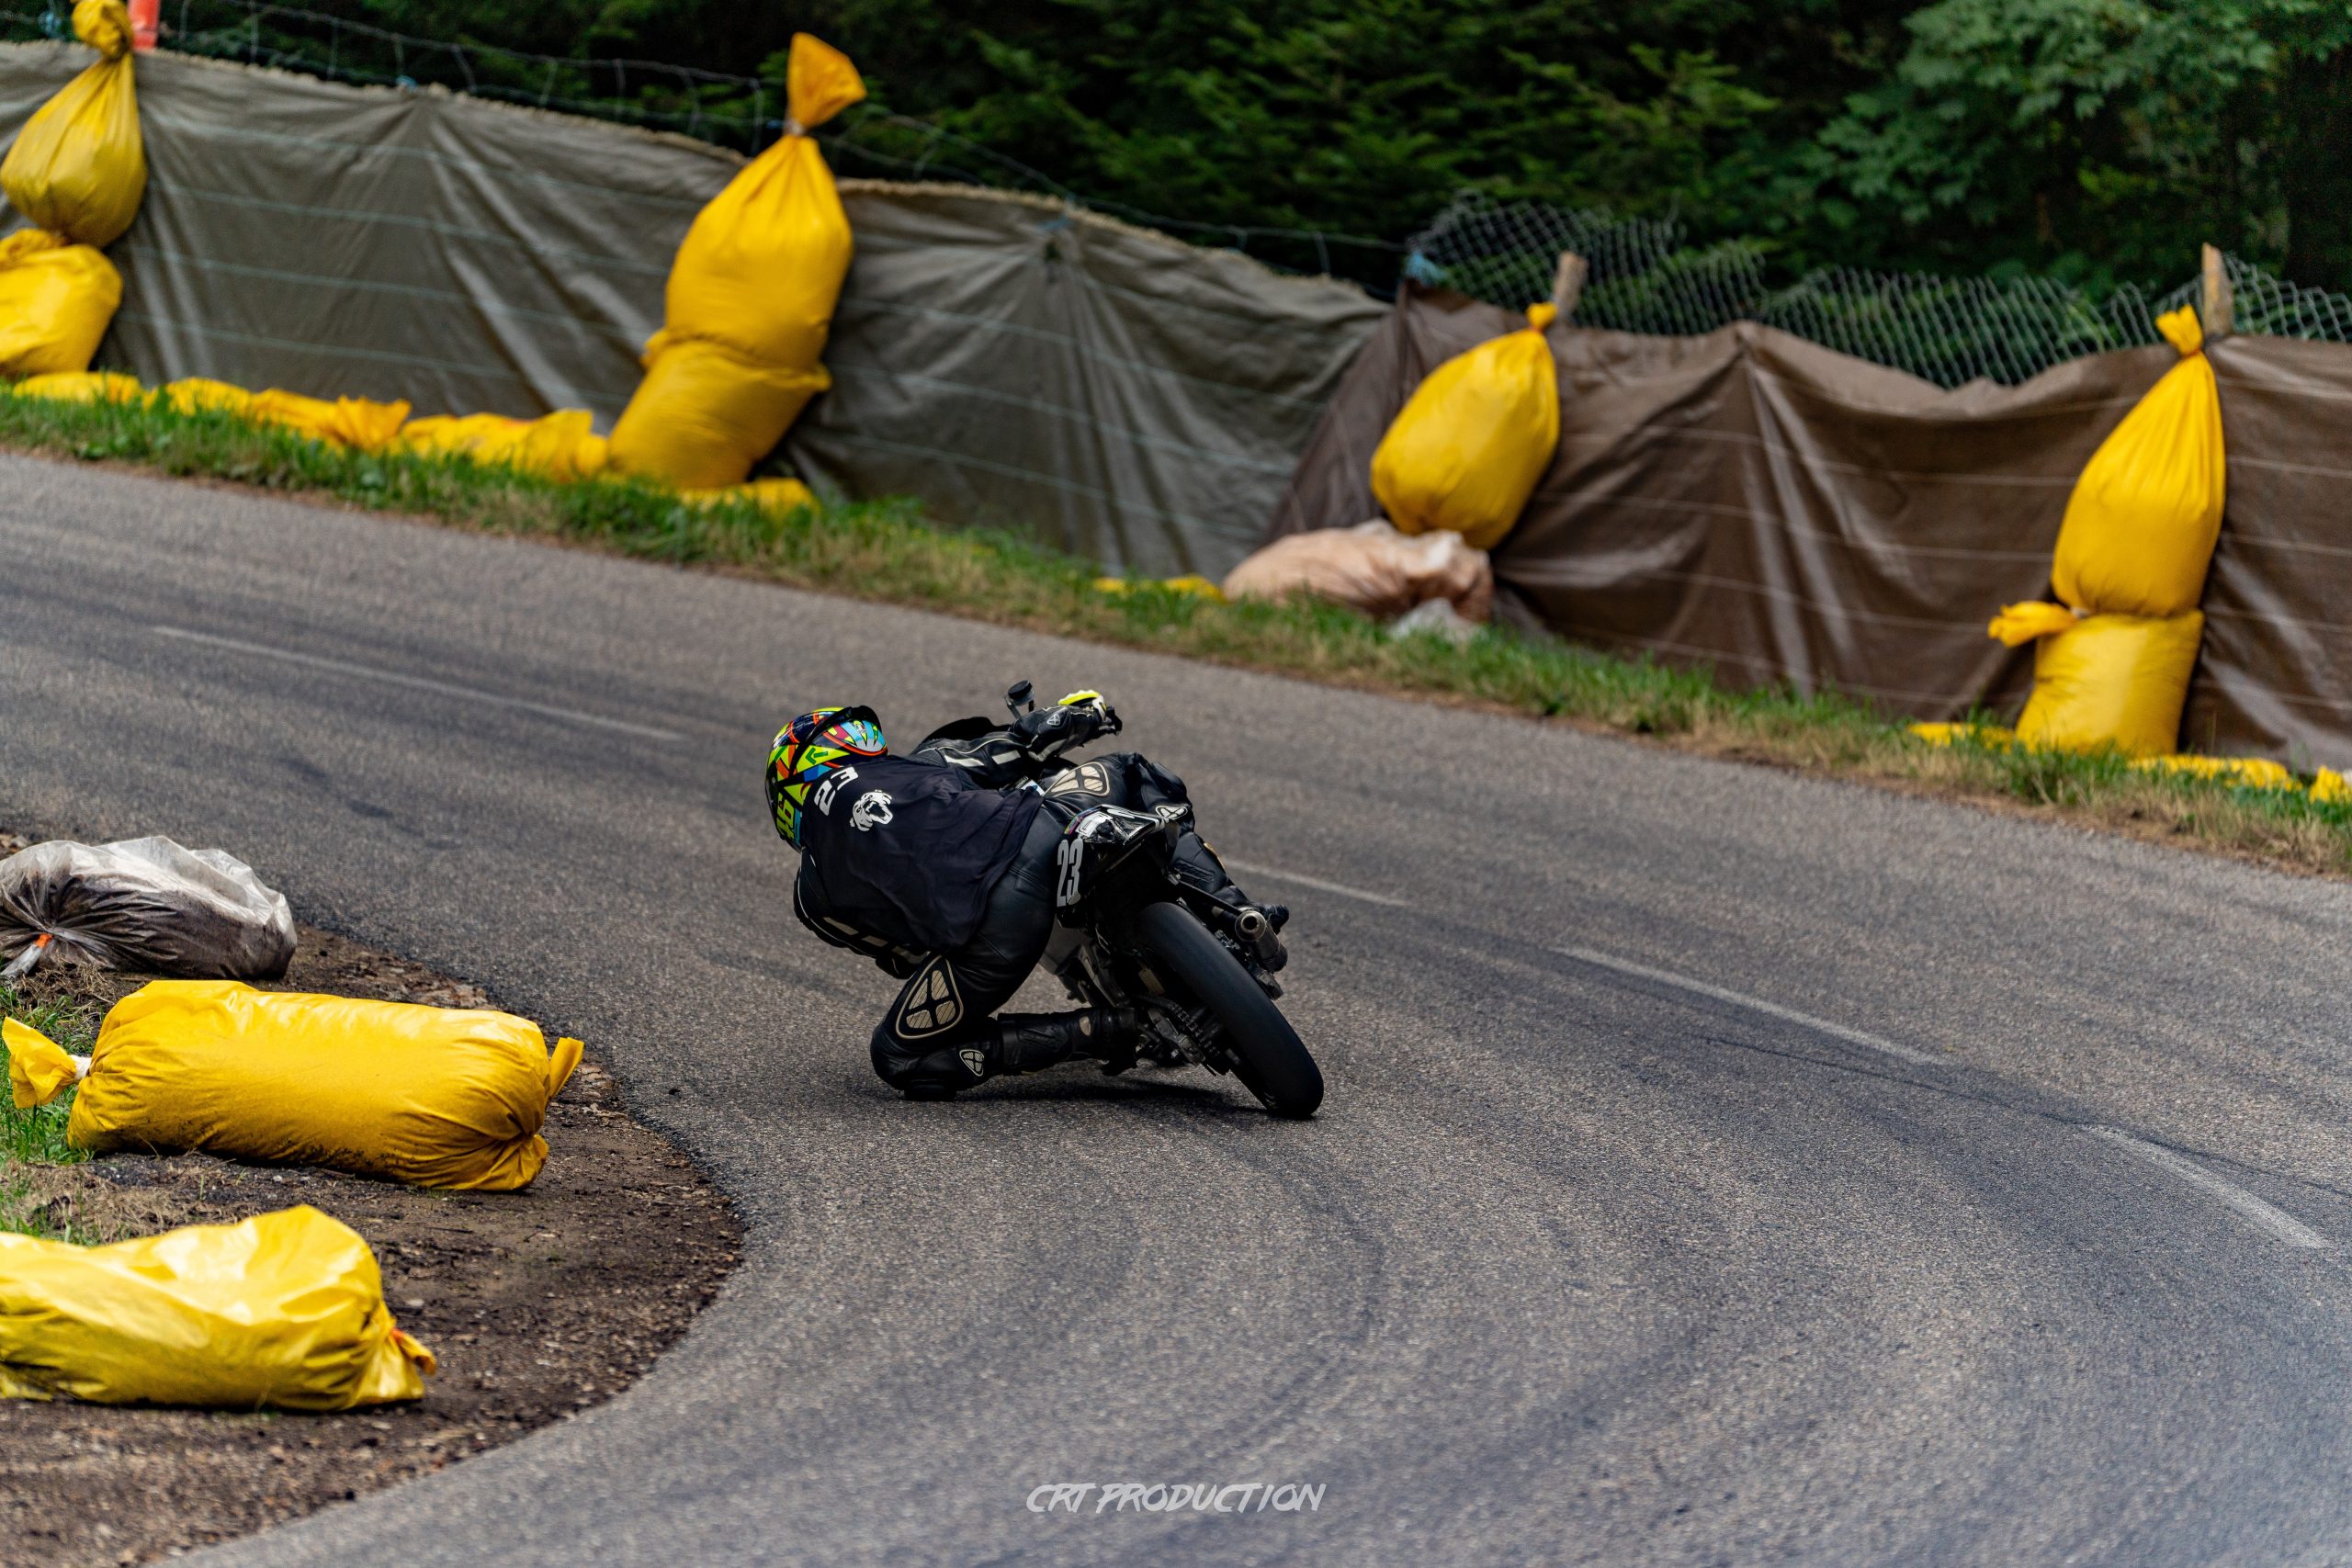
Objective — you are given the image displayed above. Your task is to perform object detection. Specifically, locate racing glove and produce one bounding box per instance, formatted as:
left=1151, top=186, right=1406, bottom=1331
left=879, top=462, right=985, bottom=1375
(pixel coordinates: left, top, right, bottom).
left=1011, top=689, right=1121, bottom=761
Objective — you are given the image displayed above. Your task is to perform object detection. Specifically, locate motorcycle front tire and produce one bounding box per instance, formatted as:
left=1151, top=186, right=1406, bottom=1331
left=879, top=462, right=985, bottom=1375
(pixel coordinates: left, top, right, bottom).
left=1135, top=899, right=1323, bottom=1119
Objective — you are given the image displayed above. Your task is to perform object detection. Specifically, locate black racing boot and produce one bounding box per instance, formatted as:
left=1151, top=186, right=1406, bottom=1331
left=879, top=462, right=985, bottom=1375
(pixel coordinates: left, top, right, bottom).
left=991, top=1008, right=1145, bottom=1077
left=1171, top=834, right=1289, bottom=975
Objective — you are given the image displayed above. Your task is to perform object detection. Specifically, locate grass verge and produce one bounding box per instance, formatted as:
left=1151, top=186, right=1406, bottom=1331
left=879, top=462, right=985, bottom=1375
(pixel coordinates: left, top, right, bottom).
left=5, top=386, right=2350, bottom=877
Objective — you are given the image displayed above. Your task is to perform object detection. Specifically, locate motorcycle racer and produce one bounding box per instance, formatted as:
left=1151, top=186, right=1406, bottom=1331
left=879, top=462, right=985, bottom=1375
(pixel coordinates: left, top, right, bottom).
left=769, top=692, right=1284, bottom=1100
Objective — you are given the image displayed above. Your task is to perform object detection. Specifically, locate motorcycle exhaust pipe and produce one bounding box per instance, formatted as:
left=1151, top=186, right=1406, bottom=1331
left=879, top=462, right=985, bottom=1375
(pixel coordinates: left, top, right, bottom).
left=1231, top=905, right=1288, bottom=976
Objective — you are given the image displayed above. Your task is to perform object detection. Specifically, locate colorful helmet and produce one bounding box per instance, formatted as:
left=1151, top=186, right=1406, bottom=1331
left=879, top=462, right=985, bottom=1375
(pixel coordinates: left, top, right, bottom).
left=767, top=705, right=887, bottom=847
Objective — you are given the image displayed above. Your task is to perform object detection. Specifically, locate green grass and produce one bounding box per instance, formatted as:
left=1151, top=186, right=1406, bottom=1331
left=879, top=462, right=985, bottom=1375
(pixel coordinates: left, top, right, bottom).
left=1, top=982, right=94, bottom=1240
left=5, top=385, right=2352, bottom=876
left=1, top=986, right=91, bottom=1167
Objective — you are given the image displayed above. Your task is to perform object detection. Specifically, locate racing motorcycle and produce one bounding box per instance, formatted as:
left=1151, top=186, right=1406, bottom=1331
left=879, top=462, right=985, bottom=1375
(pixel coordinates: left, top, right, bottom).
left=920, top=682, right=1324, bottom=1119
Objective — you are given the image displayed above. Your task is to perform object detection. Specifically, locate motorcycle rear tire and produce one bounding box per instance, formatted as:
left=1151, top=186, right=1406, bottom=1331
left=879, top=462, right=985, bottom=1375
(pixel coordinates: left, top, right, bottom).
left=1136, top=899, right=1323, bottom=1119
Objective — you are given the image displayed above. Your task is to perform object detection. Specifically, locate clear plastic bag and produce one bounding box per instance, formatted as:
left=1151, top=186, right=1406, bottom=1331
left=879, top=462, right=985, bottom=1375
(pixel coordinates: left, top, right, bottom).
left=0, top=836, right=295, bottom=981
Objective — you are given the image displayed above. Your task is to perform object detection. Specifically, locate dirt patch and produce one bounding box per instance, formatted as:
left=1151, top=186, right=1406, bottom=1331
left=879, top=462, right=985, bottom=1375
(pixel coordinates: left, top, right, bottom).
left=0, top=876, right=742, bottom=1567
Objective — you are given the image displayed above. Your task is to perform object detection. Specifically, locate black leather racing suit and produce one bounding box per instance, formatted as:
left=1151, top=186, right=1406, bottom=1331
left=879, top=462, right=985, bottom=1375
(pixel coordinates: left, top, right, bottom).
left=792, top=722, right=1250, bottom=1098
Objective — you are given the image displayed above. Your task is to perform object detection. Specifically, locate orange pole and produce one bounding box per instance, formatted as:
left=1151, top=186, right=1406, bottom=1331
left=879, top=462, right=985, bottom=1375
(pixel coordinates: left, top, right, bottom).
left=128, top=0, right=159, bottom=51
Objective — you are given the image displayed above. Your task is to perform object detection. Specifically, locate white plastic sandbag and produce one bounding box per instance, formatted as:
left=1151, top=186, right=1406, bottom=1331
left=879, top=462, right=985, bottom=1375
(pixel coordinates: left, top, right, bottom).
left=1222, top=519, right=1495, bottom=623
left=0, top=837, right=295, bottom=981
left=1386, top=597, right=1486, bottom=646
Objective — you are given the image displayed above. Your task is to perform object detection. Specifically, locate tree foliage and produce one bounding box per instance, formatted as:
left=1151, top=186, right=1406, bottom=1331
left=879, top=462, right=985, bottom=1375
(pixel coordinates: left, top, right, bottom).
left=1807, top=0, right=2352, bottom=288
left=283, top=0, right=2352, bottom=290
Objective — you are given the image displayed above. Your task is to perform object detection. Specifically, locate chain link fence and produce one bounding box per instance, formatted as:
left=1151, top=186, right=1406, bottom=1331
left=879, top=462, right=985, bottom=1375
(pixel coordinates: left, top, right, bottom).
left=6, top=0, right=779, bottom=144
left=1405, top=193, right=2352, bottom=387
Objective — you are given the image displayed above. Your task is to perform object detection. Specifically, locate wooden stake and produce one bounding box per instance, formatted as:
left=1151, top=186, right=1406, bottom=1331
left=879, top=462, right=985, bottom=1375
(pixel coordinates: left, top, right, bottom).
left=1552, top=252, right=1589, bottom=321
left=2201, top=243, right=2234, bottom=341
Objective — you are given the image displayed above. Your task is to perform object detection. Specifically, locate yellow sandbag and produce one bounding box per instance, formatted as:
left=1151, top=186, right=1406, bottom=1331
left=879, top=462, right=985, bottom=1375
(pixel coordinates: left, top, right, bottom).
left=249, top=388, right=412, bottom=452
left=0, top=1206, right=434, bottom=1410
left=2017, top=609, right=2203, bottom=757
left=682, top=474, right=820, bottom=516
left=1369, top=302, right=1560, bottom=553
left=6, top=982, right=584, bottom=1190
left=1092, top=574, right=1227, bottom=603
left=163, top=376, right=256, bottom=416
left=6, top=1021, right=77, bottom=1105
left=0, top=228, right=120, bottom=378
left=607, top=34, right=862, bottom=488
left=1909, top=721, right=2015, bottom=750
left=0, top=0, right=143, bottom=247
left=2049, top=307, right=2225, bottom=619
left=2134, top=753, right=2296, bottom=790
left=398, top=408, right=608, bottom=481
left=609, top=335, right=829, bottom=490
left=662, top=35, right=863, bottom=366
left=1988, top=600, right=2080, bottom=648
left=1917, top=721, right=2327, bottom=796
left=10, top=368, right=139, bottom=403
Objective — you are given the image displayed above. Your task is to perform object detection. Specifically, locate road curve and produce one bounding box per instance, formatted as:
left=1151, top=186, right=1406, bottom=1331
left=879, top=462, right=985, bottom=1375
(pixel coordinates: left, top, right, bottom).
left=6, top=453, right=2352, bottom=1566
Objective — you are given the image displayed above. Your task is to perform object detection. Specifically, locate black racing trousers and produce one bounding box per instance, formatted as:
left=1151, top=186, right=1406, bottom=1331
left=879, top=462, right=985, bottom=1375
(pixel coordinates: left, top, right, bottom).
left=868, top=752, right=1242, bottom=1096
left=869, top=807, right=1063, bottom=1095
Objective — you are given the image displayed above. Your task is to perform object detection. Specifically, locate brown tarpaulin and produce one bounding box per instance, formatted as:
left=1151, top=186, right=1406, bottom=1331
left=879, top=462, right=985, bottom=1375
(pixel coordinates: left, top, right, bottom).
left=789, top=183, right=1383, bottom=574
left=1271, top=287, right=2352, bottom=769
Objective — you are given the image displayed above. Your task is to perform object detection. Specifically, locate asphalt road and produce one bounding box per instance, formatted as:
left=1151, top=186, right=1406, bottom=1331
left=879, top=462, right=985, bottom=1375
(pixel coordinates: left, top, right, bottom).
left=7, top=454, right=2352, bottom=1566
